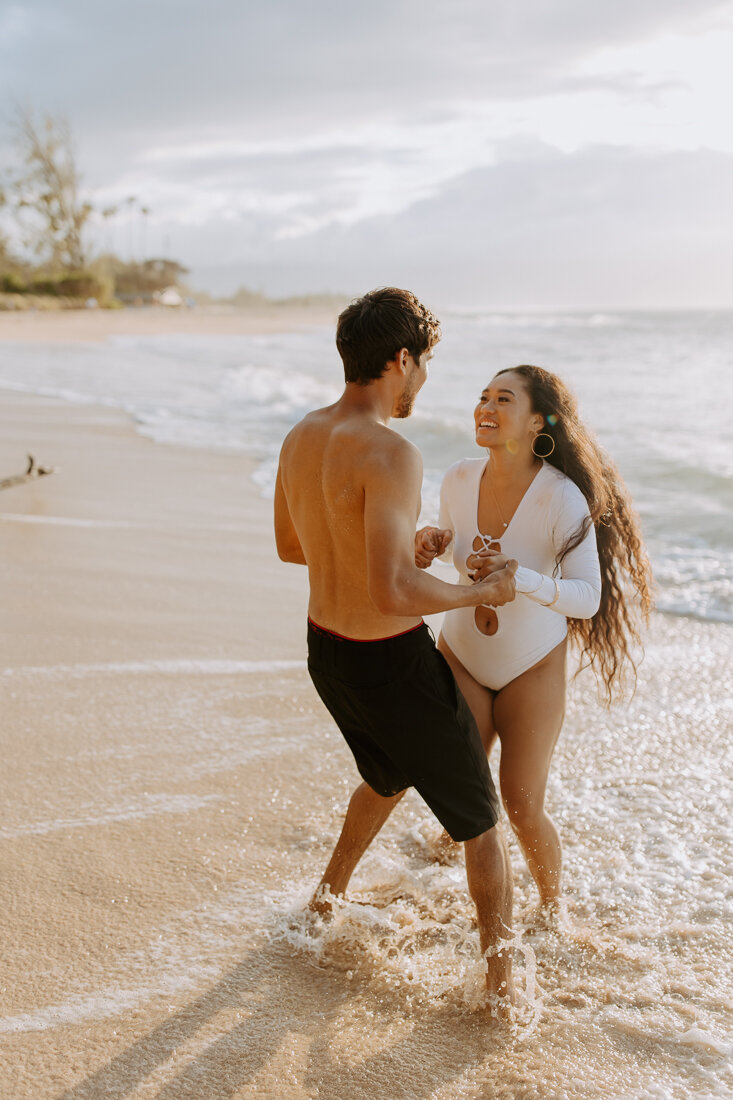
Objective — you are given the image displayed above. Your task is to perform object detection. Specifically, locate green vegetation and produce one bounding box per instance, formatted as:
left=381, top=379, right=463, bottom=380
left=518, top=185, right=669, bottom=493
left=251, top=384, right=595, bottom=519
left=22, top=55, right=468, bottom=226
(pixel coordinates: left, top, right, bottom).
left=0, top=110, right=188, bottom=310
left=226, top=286, right=349, bottom=311
left=1, top=108, right=348, bottom=313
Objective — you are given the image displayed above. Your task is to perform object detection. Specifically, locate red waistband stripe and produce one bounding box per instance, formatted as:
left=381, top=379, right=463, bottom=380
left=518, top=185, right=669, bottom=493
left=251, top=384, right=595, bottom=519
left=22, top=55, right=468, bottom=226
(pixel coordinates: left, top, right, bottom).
left=308, top=617, right=424, bottom=643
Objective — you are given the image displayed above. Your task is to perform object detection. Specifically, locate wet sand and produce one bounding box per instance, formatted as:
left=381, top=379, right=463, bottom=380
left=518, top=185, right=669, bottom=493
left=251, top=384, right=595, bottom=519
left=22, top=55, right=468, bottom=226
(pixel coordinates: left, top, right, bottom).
left=0, top=304, right=341, bottom=344
left=1, top=378, right=731, bottom=1097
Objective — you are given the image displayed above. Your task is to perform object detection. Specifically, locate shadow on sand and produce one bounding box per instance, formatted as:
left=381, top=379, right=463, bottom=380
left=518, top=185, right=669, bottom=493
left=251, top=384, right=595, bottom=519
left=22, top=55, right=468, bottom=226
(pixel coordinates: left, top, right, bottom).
left=58, top=938, right=501, bottom=1100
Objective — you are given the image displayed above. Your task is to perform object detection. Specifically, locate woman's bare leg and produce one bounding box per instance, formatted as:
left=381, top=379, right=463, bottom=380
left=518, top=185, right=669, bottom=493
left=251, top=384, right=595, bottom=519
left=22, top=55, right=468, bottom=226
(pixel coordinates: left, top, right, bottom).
left=438, top=634, right=497, bottom=753
left=431, top=635, right=498, bottom=863
left=437, top=634, right=515, bottom=1000
left=493, top=639, right=567, bottom=907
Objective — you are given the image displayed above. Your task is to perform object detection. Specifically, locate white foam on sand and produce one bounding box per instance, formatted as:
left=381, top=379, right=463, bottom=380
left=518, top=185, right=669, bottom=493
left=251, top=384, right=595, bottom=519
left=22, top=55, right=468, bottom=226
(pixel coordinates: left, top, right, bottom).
left=0, top=881, right=267, bottom=1033
left=1, top=658, right=306, bottom=678
left=0, top=513, right=145, bottom=529
left=0, top=793, right=223, bottom=839
left=0, top=970, right=219, bottom=1035
left=2, top=610, right=731, bottom=1096
left=0, top=513, right=255, bottom=533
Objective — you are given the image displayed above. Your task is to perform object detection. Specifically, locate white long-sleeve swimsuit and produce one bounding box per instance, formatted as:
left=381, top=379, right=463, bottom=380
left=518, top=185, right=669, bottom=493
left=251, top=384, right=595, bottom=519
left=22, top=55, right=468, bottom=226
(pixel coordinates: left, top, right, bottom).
left=439, top=458, right=602, bottom=691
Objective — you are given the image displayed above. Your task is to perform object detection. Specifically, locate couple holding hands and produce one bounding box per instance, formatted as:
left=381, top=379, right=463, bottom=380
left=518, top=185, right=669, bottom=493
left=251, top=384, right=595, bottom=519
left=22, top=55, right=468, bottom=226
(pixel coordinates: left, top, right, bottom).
left=275, top=287, right=651, bottom=1005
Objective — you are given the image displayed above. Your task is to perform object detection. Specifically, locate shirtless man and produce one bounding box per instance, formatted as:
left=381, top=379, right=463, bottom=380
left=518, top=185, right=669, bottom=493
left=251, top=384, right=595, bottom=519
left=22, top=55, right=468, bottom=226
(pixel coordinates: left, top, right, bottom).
left=274, top=287, right=517, bottom=1000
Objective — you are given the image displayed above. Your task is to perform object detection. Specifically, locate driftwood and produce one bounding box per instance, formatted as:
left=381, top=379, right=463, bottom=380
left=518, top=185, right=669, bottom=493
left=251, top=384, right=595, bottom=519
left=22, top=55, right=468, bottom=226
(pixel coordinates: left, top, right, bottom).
left=0, top=454, right=56, bottom=491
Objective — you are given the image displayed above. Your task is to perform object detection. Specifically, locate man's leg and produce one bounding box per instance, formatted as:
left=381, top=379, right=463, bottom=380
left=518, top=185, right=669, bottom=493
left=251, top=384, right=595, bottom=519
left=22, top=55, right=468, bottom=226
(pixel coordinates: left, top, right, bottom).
left=464, top=824, right=514, bottom=1000
left=310, top=782, right=406, bottom=912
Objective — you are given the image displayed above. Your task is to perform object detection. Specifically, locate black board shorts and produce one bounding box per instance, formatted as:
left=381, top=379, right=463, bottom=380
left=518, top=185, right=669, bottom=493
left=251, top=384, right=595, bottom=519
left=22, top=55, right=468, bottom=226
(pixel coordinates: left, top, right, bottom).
left=307, top=618, right=499, bottom=842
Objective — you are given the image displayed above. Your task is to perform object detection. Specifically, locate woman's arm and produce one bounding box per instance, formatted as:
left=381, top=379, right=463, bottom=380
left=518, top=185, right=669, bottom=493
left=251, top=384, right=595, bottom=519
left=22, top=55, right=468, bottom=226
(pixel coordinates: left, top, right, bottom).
left=517, top=481, right=601, bottom=617
left=513, top=558, right=600, bottom=618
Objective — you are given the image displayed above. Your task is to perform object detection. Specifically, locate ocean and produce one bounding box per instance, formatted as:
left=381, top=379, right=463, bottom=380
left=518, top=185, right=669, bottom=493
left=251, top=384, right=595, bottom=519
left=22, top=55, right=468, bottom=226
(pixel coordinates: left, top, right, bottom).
left=1, top=309, right=731, bottom=623
left=1, top=311, right=731, bottom=1097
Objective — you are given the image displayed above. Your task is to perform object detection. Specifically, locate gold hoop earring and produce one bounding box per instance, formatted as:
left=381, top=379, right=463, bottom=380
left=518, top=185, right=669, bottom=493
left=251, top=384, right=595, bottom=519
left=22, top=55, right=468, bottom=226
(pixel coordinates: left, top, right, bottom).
left=532, top=431, right=555, bottom=458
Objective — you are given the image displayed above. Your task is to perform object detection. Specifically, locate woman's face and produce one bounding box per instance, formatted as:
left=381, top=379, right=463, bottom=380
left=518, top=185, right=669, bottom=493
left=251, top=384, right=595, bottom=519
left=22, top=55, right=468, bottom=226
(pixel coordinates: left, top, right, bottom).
left=474, top=371, right=543, bottom=452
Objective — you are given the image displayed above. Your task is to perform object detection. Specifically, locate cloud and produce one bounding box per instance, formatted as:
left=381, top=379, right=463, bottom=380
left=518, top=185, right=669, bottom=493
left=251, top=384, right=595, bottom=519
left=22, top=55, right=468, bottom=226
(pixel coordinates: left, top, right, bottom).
left=3, top=1, right=733, bottom=304
left=184, top=143, right=733, bottom=307
left=4, top=0, right=731, bottom=143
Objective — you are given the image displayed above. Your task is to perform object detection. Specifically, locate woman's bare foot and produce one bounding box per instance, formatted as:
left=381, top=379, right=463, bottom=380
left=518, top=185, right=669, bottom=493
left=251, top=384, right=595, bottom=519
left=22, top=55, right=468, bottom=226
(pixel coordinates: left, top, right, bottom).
left=427, top=828, right=462, bottom=865
left=524, top=897, right=566, bottom=933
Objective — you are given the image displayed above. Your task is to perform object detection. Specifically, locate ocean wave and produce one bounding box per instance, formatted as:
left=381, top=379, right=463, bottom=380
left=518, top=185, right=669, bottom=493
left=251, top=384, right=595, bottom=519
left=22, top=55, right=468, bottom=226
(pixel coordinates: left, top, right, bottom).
left=651, top=547, right=733, bottom=623
left=2, top=315, right=732, bottom=628
left=442, top=310, right=623, bottom=329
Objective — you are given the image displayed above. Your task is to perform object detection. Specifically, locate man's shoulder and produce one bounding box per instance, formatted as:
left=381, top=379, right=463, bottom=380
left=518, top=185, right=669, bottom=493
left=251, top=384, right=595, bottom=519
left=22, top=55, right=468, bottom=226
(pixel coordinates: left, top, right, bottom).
left=280, top=407, right=330, bottom=452
left=281, top=410, right=419, bottom=476
left=327, top=414, right=420, bottom=461
left=358, top=425, right=421, bottom=486
left=381, top=422, right=423, bottom=459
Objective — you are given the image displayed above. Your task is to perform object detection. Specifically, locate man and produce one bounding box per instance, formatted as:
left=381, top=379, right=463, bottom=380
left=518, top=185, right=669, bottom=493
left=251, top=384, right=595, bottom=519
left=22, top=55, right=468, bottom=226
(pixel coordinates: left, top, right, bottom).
left=274, top=287, right=517, bottom=1000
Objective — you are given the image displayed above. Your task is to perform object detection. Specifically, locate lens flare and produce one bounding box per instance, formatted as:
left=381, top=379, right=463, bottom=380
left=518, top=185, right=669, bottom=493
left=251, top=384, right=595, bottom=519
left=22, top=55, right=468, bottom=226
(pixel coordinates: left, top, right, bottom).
left=547, top=414, right=558, bottom=426
left=506, top=438, right=519, bottom=454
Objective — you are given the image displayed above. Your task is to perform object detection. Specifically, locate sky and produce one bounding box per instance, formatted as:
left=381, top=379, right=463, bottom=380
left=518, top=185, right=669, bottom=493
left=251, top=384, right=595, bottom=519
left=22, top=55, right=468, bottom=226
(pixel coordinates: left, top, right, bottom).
left=2, top=0, right=733, bottom=308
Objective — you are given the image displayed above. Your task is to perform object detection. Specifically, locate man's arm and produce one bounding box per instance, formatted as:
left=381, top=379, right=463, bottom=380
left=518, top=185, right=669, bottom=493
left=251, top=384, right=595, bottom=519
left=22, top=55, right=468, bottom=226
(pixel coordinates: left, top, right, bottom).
left=365, top=442, right=516, bottom=615
left=274, top=462, right=306, bottom=565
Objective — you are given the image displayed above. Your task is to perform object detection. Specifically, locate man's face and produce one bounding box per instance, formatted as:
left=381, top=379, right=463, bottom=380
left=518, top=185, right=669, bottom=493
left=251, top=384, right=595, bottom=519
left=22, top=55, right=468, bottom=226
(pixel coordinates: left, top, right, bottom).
left=394, top=348, right=434, bottom=419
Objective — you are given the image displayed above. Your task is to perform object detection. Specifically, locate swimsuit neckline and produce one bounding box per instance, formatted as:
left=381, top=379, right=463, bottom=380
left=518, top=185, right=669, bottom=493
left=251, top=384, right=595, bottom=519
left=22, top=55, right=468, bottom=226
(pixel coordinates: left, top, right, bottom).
left=474, top=458, right=546, bottom=546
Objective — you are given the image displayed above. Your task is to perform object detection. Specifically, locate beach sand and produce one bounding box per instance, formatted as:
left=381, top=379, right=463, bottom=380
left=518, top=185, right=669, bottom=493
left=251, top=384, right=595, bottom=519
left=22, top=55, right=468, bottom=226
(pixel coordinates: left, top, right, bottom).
left=0, top=304, right=341, bottom=344
left=1, top=312, right=731, bottom=1099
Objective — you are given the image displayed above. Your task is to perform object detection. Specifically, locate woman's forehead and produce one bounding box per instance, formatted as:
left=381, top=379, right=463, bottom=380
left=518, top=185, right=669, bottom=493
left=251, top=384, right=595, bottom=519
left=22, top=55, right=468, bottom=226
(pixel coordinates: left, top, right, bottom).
left=486, top=370, right=527, bottom=393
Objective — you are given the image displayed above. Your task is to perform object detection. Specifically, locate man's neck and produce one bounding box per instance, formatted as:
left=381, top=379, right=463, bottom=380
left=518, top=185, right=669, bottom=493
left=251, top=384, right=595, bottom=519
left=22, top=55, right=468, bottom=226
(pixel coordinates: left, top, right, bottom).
left=340, top=380, right=395, bottom=424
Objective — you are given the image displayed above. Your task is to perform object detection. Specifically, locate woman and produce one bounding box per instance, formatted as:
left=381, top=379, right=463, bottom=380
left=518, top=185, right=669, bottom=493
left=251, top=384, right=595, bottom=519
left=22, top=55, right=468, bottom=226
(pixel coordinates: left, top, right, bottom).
left=419, top=364, right=652, bottom=913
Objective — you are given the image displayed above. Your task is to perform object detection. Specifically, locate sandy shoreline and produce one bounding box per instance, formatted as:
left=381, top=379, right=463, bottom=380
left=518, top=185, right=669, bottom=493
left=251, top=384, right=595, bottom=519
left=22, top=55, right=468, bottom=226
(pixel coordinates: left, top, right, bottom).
left=0, top=387, right=313, bottom=1098
left=0, top=391, right=309, bottom=668
left=2, top=347, right=731, bottom=1096
left=0, top=304, right=341, bottom=343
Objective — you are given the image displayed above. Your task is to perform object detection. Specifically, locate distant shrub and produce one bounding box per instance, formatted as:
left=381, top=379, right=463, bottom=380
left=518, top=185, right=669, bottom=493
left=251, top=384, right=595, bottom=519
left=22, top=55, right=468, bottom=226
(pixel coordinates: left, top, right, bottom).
left=55, top=272, right=103, bottom=298
left=0, top=272, right=27, bottom=293
left=28, top=275, right=58, bottom=295
left=27, top=271, right=105, bottom=299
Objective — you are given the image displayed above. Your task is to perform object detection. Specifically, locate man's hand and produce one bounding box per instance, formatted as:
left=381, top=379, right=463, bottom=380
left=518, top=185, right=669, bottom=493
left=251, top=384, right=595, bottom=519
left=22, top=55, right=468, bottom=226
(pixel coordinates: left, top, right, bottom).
left=467, top=547, right=511, bottom=581
left=415, top=526, right=453, bottom=568
left=473, top=560, right=517, bottom=606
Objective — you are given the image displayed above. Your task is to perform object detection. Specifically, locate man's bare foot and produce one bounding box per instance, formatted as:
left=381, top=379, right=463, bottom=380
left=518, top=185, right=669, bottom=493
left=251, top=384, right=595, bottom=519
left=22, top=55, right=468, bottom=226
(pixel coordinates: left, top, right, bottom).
left=308, top=884, right=335, bottom=915
left=484, top=993, right=517, bottom=1023
left=484, top=943, right=516, bottom=1006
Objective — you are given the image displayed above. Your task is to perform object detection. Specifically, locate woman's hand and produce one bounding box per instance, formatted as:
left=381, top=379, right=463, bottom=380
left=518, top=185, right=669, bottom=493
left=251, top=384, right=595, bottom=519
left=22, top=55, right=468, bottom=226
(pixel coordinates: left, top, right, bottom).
left=415, top=526, right=453, bottom=568
left=473, top=560, right=517, bottom=606
left=467, top=547, right=512, bottom=581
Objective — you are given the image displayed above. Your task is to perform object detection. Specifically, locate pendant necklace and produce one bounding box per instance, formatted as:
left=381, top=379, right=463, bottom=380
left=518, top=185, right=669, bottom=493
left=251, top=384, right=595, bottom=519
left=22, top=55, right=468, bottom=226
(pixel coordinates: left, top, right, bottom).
left=487, top=467, right=508, bottom=531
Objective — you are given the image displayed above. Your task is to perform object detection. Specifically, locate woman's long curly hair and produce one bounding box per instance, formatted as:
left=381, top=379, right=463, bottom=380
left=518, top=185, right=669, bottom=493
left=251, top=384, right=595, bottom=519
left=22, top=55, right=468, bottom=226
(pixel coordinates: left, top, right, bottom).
left=497, top=364, right=653, bottom=703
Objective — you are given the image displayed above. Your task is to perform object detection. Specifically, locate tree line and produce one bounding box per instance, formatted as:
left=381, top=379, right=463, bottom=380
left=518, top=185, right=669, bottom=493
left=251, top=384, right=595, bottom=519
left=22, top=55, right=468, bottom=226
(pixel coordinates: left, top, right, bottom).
left=0, top=109, right=187, bottom=307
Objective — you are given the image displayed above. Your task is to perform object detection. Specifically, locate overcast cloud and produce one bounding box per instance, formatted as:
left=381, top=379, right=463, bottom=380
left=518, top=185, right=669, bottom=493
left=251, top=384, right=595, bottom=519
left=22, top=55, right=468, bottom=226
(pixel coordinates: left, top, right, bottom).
left=2, top=0, right=733, bottom=305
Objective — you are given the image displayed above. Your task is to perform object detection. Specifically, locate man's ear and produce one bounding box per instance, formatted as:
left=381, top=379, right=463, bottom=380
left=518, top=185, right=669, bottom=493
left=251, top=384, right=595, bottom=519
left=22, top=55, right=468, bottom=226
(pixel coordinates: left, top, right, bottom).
left=386, top=348, right=410, bottom=376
